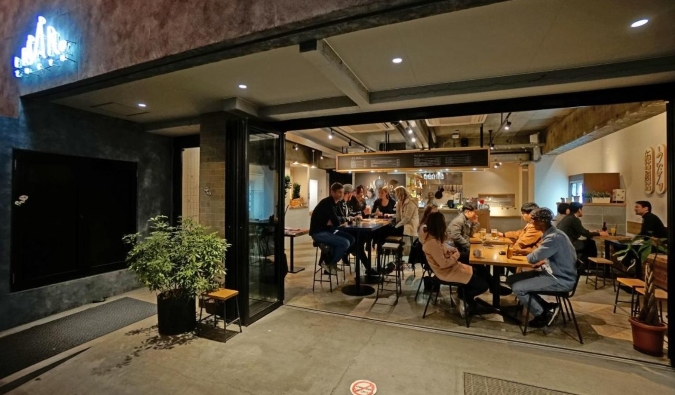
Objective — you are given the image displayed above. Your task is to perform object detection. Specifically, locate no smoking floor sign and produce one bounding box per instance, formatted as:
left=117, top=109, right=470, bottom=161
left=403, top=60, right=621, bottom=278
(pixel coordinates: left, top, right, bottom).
left=350, top=380, right=377, bottom=395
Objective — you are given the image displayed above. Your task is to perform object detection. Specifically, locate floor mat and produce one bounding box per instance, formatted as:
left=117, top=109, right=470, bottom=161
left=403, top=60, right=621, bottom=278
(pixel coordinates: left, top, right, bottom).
left=0, top=297, right=156, bottom=379
left=464, top=373, right=576, bottom=395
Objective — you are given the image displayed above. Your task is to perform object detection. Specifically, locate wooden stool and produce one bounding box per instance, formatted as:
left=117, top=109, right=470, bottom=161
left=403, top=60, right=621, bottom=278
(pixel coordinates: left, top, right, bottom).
left=375, top=242, right=403, bottom=305
left=587, top=257, right=613, bottom=289
left=385, top=236, right=403, bottom=244
left=198, top=288, right=242, bottom=340
left=634, top=287, right=668, bottom=323
left=613, top=278, right=645, bottom=316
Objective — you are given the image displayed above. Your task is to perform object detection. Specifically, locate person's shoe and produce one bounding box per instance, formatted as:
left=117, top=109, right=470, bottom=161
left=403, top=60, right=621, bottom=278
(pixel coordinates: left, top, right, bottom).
left=367, top=268, right=379, bottom=277
left=547, top=304, right=561, bottom=326
left=323, top=265, right=338, bottom=275
left=458, top=298, right=467, bottom=318
left=528, top=314, right=549, bottom=328
left=382, top=262, right=396, bottom=274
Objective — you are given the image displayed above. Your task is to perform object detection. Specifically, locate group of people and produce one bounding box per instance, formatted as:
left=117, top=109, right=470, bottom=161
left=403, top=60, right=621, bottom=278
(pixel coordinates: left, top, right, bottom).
left=308, top=182, right=420, bottom=276
left=309, top=183, right=664, bottom=329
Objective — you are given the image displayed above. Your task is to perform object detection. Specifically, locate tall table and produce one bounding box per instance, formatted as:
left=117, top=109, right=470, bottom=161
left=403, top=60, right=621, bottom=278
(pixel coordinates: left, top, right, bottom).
left=284, top=227, right=309, bottom=273
left=469, top=244, right=532, bottom=318
left=340, top=219, right=392, bottom=297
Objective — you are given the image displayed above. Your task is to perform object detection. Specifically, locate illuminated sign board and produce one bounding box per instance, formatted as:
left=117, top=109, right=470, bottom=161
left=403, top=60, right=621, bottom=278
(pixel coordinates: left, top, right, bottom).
left=13, top=16, right=74, bottom=78
left=336, top=148, right=490, bottom=172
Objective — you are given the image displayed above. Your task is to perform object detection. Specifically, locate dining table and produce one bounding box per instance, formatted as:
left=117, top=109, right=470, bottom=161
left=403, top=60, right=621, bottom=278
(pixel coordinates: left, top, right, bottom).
left=339, top=218, right=394, bottom=296
left=470, top=236, right=514, bottom=245
left=468, top=244, right=533, bottom=321
left=284, top=227, right=309, bottom=273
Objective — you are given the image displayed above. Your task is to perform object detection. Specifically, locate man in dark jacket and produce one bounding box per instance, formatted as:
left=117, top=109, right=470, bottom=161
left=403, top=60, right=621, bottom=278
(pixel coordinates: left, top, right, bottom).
left=309, top=183, right=354, bottom=274
left=635, top=201, right=666, bottom=238
left=557, top=202, right=608, bottom=260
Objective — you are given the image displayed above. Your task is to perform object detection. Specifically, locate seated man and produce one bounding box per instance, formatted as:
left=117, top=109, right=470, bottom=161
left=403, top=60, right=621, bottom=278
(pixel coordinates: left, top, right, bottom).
left=309, top=183, right=355, bottom=274
left=557, top=202, right=608, bottom=261
left=449, top=203, right=511, bottom=295
left=634, top=200, right=667, bottom=238
left=499, top=202, right=542, bottom=255
left=340, top=184, right=377, bottom=276
left=506, top=208, right=578, bottom=328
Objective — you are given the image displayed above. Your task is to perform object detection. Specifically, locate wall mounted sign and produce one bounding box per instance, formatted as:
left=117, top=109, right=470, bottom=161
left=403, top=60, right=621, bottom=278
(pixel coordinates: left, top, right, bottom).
left=336, top=148, right=489, bottom=172
left=13, top=16, right=74, bottom=78
left=644, top=147, right=654, bottom=194
left=655, top=144, right=667, bottom=194
left=422, top=172, right=444, bottom=180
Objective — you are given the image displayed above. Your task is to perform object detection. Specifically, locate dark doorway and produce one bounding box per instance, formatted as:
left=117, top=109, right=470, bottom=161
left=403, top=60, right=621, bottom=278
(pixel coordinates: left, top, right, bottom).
left=11, top=150, right=137, bottom=291
left=328, top=169, right=352, bottom=186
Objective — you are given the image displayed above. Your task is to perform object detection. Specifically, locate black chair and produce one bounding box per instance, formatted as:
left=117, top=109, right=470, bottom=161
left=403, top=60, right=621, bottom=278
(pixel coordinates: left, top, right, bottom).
left=374, top=241, right=404, bottom=304
left=522, top=261, right=584, bottom=344
left=312, top=241, right=339, bottom=292
left=414, top=246, right=433, bottom=300
left=422, top=276, right=471, bottom=328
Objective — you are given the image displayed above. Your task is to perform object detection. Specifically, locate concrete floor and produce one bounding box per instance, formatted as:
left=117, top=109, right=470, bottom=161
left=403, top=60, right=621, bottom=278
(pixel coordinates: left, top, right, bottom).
left=284, top=237, right=670, bottom=366
left=1, top=287, right=674, bottom=395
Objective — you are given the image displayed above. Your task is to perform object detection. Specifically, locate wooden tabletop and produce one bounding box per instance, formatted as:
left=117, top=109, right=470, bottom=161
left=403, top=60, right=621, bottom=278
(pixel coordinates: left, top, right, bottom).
left=468, top=244, right=532, bottom=268
left=598, top=235, right=633, bottom=242
left=470, top=236, right=513, bottom=245
left=284, top=227, right=309, bottom=237
left=340, top=218, right=393, bottom=232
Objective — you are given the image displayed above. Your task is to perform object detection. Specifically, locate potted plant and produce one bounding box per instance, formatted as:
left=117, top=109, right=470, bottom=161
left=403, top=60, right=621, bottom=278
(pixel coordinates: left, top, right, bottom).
left=284, top=175, right=291, bottom=197
left=123, top=216, right=230, bottom=335
left=614, top=236, right=668, bottom=356
left=582, top=192, right=593, bottom=203
left=591, top=191, right=611, bottom=204
left=290, top=182, right=304, bottom=207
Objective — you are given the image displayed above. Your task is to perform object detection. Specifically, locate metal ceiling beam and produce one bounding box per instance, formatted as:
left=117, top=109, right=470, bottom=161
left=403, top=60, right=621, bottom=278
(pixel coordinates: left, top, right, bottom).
left=299, top=40, right=370, bottom=107
left=393, top=122, right=420, bottom=149
left=223, top=97, right=259, bottom=118
left=259, top=96, right=356, bottom=118
left=144, top=116, right=200, bottom=132
left=416, top=119, right=436, bottom=146
left=327, top=127, right=379, bottom=152
left=285, top=133, right=341, bottom=157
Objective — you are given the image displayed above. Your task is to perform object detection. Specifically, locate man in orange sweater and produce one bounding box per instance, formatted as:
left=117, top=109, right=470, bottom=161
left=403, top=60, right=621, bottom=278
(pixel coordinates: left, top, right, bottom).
left=499, top=202, right=543, bottom=255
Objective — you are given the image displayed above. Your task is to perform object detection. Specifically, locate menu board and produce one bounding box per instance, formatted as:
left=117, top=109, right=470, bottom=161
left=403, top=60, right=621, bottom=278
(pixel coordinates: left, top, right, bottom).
left=336, top=148, right=489, bottom=172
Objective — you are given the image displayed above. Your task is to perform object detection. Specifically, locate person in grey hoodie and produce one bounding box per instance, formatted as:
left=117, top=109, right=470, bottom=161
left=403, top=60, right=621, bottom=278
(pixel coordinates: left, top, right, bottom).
left=506, top=207, right=578, bottom=328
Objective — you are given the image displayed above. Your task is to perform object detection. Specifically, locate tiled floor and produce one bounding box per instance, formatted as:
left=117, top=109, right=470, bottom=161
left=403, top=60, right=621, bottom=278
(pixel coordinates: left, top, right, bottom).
left=284, top=237, right=670, bottom=365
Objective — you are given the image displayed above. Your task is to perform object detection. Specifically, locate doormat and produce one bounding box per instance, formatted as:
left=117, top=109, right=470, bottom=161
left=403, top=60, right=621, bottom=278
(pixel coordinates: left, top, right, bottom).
left=0, top=297, right=156, bottom=380
left=464, top=373, right=576, bottom=395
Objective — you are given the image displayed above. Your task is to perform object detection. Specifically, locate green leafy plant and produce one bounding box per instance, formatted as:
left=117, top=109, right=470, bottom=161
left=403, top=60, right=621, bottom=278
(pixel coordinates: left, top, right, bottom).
left=123, top=216, right=230, bottom=300
left=284, top=175, right=292, bottom=197
left=592, top=191, right=611, bottom=198
left=614, top=236, right=668, bottom=326
left=292, top=183, right=301, bottom=199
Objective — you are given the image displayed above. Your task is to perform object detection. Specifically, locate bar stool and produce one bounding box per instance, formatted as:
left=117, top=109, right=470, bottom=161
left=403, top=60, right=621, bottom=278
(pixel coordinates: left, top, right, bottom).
left=198, top=288, right=242, bottom=341
left=613, top=278, right=645, bottom=316
left=587, top=257, right=614, bottom=289
left=374, top=242, right=403, bottom=304
left=312, top=241, right=339, bottom=292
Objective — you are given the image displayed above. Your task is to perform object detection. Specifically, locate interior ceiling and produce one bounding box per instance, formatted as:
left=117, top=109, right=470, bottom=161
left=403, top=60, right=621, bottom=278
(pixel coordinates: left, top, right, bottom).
left=52, top=0, right=675, bottom=154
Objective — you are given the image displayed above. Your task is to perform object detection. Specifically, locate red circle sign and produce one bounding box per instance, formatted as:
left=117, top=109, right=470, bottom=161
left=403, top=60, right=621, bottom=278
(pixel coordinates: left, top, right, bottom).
left=350, top=380, right=377, bottom=395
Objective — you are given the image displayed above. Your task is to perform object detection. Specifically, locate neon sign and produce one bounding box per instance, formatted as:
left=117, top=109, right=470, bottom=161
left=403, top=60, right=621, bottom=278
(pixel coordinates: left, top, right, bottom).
left=13, top=16, right=73, bottom=78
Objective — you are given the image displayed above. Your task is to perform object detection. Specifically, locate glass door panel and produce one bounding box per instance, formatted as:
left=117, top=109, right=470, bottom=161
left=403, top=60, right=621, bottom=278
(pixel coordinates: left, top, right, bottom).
left=247, top=131, right=281, bottom=316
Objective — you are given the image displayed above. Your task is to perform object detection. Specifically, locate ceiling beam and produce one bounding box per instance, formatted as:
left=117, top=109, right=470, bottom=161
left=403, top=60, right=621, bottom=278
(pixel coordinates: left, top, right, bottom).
left=328, top=127, right=379, bottom=152
left=144, top=116, right=200, bottom=132
left=370, top=56, right=675, bottom=104
left=544, top=101, right=667, bottom=155
left=285, top=132, right=341, bottom=157
left=300, top=40, right=370, bottom=107
left=416, top=119, right=437, bottom=146
left=408, top=121, right=429, bottom=149
left=223, top=97, right=259, bottom=118
left=259, top=96, right=356, bottom=118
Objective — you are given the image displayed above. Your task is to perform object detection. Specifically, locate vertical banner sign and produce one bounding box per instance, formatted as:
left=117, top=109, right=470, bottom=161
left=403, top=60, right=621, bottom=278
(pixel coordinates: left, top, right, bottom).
left=644, top=147, right=654, bottom=194
left=655, top=144, right=667, bottom=194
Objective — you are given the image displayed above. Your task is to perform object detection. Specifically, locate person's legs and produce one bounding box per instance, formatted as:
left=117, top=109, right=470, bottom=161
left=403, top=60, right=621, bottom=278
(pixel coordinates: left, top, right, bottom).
left=505, top=270, right=540, bottom=287
left=311, top=231, right=352, bottom=270
left=511, top=273, right=571, bottom=323
left=459, top=273, right=490, bottom=301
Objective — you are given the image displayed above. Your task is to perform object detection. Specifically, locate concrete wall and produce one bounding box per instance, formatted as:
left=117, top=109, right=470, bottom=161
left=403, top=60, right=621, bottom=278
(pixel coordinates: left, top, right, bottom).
left=0, top=101, right=172, bottom=331
left=534, top=113, right=667, bottom=230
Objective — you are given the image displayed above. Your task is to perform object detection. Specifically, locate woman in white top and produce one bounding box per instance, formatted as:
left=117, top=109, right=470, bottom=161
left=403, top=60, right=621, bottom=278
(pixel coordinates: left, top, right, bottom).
left=394, top=186, right=420, bottom=237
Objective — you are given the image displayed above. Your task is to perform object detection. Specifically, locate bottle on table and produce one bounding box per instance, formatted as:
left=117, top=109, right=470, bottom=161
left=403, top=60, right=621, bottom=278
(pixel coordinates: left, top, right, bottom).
left=506, top=245, right=513, bottom=259
left=602, top=222, right=607, bottom=232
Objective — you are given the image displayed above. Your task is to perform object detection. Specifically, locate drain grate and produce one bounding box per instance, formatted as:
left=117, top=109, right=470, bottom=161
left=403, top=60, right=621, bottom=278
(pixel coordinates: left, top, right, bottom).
left=464, top=373, right=576, bottom=395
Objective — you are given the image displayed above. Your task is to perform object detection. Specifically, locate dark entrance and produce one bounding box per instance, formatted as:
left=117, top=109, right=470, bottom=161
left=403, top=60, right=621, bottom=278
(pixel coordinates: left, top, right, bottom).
left=10, top=150, right=137, bottom=291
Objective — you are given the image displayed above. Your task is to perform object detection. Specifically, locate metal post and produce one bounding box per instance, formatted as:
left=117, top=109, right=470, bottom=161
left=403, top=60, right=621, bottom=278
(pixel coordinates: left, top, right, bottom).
left=666, top=100, right=674, bottom=367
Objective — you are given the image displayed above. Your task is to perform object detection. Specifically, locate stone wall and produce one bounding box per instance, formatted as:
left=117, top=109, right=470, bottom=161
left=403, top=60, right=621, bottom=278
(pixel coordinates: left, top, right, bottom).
left=0, top=101, right=172, bottom=331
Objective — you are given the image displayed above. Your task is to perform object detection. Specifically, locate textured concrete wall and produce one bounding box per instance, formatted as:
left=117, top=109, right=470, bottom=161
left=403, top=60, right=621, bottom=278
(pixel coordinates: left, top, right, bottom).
left=0, top=101, right=172, bottom=331
left=199, top=113, right=226, bottom=237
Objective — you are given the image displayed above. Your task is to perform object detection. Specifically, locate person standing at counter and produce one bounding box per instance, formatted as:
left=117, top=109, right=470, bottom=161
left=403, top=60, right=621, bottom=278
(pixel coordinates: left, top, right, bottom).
left=635, top=200, right=667, bottom=238
left=552, top=203, right=570, bottom=228
left=498, top=202, right=542, bottom=255
left=309, top=183, right=355, bottom=274
left=422, top=212, right=489, bottom=318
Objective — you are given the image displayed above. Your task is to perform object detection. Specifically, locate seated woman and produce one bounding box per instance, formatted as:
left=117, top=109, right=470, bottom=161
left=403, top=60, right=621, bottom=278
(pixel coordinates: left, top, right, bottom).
left=422, top=212, right=489, bottom=317
left=417, top=204, right=438, bottom=242
left=371, top=186, right=396, bottom=217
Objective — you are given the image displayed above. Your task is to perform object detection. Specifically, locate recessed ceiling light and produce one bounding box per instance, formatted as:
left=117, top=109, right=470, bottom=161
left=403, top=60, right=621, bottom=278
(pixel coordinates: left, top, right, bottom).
left=137, top=103, right=146, bottom=108
left=411, top=137, right=416, bottom=142
left=238, top=84, right=247, bottom=89
left=392, top=57, right=403, bottom=64
left=631, top=19, right=648, bottom=28
left=408, top=128, right=413, bottom=134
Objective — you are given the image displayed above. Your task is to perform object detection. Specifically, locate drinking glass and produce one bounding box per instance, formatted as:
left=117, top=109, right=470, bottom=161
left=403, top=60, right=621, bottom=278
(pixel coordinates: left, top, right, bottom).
left=609, top=226, right=616, bottom=236
left=491, top=229, right=498, bottom=239
left=479, top=228, right=487, bottom=241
